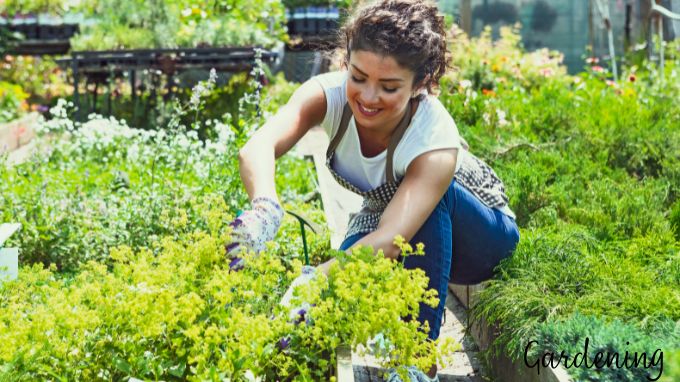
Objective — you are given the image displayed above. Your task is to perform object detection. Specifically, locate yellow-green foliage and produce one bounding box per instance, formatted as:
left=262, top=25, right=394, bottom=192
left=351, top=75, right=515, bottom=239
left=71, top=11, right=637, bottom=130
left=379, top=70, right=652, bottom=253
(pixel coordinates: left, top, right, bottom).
left=0, top=81, right=28, bottom=123
left=662, top=350, right=680, bottom=382
left=0, top=201, right=456, bottom=380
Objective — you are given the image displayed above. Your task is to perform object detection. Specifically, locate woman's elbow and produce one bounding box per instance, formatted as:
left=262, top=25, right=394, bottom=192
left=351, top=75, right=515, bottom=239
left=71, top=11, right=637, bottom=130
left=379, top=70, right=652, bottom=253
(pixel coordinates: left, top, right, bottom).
left=238, top=139, right=261, bottom=163
left=238, top=145, right=250, bottom=163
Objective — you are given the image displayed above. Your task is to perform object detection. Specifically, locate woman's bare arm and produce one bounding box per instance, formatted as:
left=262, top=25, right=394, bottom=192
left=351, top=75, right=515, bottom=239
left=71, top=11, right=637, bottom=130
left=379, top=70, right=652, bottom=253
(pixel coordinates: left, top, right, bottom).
left=238, top=79, right=327, bottom=202
left=318, top=148, right=457, bottom=274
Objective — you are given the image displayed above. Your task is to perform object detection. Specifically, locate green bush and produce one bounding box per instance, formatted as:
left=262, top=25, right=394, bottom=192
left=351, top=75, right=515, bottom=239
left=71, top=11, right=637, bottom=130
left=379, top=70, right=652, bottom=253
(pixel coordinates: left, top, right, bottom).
left=442, top=26, right=680, bottom=382
left=529, top=312, right=676, bottom=382
left=0, top=208, right=454, bottom=380
left=0, top=81, right=28, bottom=123
left=70, top=0, right=287, bottom=50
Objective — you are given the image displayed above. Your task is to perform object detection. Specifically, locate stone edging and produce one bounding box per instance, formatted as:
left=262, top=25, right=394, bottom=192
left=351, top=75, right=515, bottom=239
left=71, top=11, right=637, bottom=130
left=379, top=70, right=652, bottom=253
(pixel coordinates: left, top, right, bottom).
left=0, top=112, right=41, bottom=155
left=448, top=284, right=573, bottom=382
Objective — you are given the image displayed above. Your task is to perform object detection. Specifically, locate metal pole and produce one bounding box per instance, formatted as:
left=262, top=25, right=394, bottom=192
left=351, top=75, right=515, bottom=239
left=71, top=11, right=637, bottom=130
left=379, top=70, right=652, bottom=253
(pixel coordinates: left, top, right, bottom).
left=72, top=57, right=81, bottom=121
left=594, top=0, right=618, bottom=80
left=625, top=2, right=633, bottom=51
left=659, top=14, right=665, bottom=81
left=93, top=81, right=99, bottom=114
left=460, top=0, right=472, bottom=35
left=607, top=21, right=618, bottom=80
left=589, top=0, right=595, bottom=57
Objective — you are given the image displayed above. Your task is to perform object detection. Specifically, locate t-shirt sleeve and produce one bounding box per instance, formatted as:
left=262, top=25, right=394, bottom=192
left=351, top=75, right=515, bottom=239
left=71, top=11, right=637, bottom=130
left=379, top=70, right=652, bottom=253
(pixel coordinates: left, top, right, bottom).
left=311, top=71, right=347, bottom=139
left=395, top=100, right=463, bottom=178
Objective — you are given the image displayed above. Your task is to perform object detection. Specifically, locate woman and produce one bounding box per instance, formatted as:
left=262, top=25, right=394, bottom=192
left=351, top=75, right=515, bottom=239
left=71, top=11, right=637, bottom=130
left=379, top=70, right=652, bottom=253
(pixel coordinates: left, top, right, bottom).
left=226, top=0, right=520, bottom=380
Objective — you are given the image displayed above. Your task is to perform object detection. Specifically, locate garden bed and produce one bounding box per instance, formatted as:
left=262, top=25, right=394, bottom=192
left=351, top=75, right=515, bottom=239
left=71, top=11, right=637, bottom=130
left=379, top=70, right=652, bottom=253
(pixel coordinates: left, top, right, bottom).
left=449, top=284, right=572, bottom=382
left=440, top=25, right=679, bottom=382
left=0, top=74, right=458, bottom=380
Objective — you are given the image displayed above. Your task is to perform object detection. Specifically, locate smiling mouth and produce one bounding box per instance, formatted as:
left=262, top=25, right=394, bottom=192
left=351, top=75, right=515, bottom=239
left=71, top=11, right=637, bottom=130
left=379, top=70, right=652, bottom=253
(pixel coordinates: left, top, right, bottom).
left=357, top=102, right=381, bottom=116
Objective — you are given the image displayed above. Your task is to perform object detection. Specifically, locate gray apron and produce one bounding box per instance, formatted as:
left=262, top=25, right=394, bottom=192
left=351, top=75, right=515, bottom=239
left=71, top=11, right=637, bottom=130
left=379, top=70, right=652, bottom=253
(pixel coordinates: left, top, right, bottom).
left=326, top=98, right=510, bottom=241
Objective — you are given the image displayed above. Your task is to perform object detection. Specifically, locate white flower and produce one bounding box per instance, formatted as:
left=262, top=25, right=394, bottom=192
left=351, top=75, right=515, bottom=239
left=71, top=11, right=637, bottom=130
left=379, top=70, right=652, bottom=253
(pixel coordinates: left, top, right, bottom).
left=483, top=112, right=491, bottom=125
left=215, top=122, right=235, bottom=144
left=460, top=79, right=472, bottom=89
left=243, top=370, right=262, bottom=382
left=497, top=109, right=509, bottom=127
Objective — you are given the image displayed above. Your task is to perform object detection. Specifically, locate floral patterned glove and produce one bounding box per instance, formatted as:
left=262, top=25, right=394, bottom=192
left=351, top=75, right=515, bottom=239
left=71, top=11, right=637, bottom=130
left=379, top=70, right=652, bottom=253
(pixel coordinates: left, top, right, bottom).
left=279, top=265, right=321, bottom=323
left=225, top=197, right=284, bottom=260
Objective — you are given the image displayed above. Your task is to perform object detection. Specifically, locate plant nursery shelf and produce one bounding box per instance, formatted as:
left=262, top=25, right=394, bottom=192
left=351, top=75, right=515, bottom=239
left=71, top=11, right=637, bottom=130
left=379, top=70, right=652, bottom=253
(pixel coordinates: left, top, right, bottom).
left=286, top=34, right=338, bottom=51
left=58, top=47, right=278, bottom=74
left=55, top=46, right=279, bottom=121
left=6, top=39, right=72, bottom=55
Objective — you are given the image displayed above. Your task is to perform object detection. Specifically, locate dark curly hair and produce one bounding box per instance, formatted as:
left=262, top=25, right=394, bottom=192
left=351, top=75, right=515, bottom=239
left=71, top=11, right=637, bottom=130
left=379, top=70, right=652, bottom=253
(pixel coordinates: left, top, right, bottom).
left=339, top=0, right=451, bottom=100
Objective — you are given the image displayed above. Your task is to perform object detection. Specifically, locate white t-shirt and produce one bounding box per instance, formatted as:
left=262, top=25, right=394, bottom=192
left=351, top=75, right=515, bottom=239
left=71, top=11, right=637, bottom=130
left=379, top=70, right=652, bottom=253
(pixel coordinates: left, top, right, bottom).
left=312, top=70, right=463, bottom=192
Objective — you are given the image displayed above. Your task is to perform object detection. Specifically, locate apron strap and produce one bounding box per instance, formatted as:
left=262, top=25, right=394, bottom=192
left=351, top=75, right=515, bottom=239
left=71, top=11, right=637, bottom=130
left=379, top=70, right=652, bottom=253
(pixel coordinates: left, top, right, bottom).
left=386, top=98, right=416, bottom=184
left=326, top=103, right=354, bottom=158
left=327, top=98, right=417, bottom=184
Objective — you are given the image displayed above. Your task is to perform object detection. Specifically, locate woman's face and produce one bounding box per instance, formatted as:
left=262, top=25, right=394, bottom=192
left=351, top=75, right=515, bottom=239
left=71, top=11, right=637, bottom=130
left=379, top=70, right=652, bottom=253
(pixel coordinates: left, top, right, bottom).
left=346, top=50, right=418, bottom=136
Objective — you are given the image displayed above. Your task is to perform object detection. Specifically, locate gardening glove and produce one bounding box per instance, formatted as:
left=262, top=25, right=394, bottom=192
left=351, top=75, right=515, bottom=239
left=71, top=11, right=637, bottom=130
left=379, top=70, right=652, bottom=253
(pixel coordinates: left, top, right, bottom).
left=225, top=196, right=284, bottom=260
left=279, top=265, right=322, bottom=323
left=367, top=332, right=395, bottom=358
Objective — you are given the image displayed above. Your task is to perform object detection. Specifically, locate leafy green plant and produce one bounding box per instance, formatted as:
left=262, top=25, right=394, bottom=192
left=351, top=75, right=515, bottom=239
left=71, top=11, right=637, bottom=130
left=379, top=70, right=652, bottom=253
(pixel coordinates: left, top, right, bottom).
left=662, top=350, right=680, bottom=382
left=0, top=0, right=70, bottom=16
left=0, top=55, right=70, bottom=110
left=70, top=0, right=287, bottom=50
left=529, top=312, right=676, bottom=382
left=439, top=25, right=680, bottom=382
left=0, top=65, right=319, bottom=272
left=0, top=81, right=28, bottom=122
left=0, top=203, right=455, bottom=380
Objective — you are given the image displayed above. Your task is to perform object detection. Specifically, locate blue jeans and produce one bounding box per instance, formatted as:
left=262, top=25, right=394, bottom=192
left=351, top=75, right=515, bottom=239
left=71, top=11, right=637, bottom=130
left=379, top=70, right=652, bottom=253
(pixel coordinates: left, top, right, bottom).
left=339, top=180, right=520, bottom=340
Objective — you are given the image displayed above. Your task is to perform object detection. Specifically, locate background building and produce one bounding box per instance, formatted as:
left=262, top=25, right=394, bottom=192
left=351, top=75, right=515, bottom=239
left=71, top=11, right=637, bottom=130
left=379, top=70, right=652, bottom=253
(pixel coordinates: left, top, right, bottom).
left=438, top=0, right=680, bottom=73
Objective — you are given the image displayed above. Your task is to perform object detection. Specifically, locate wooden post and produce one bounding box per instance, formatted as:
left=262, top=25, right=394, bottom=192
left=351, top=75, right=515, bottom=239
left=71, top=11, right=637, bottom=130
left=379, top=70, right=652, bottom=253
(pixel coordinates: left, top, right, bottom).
left=460, top=0, right=472, bottom=35
left=588, top=0, right=595, bottom=56
left=336, top=345, right=354, bottom=382
left=625, top=1, right=633, bottom=52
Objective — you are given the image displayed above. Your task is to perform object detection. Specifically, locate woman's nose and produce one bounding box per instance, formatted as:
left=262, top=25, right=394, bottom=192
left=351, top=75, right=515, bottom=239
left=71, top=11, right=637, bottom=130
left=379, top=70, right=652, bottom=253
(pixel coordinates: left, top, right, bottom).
left=359, top=89, right=380, bottom=104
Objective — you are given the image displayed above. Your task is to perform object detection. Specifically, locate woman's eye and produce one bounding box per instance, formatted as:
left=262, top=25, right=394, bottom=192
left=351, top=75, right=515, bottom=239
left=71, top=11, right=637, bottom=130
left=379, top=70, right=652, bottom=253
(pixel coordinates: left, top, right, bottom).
left=351, top=76, right=398, bottom=93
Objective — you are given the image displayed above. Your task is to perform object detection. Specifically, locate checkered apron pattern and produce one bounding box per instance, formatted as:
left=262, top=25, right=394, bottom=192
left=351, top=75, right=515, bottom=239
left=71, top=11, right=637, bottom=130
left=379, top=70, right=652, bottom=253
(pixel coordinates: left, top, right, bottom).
left=326, top=99, right=510, bottom=240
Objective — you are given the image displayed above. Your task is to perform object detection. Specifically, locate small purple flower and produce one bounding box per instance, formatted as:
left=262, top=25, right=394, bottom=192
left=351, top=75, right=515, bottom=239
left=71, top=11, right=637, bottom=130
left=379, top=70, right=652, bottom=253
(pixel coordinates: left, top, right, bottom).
left=295, top=308, right=310, bottom=325
left=278, top=336, right=290, bottom=351
left=229, top=218, right=243, bottom=228
left=225, top=242, right=239, bottom=254
left=229, top=257, right=245, bottom=271
left=37, top=104, right=49, bottom=113
left=289, top=302, right=317, bottom=325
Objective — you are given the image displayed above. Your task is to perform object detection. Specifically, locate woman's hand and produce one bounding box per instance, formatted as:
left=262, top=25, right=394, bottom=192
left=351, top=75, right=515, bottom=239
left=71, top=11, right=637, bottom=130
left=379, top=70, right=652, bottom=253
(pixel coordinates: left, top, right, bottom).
left=317, top=258, right=337, bottom=276
left=225, top=197, right=284, bottom=256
